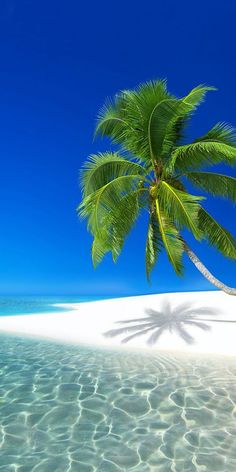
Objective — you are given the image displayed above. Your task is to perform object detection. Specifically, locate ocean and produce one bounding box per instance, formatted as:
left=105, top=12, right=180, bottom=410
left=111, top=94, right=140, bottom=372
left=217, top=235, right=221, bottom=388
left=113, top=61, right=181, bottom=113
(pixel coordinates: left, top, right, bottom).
left=0, top=295, right=106, bottom=316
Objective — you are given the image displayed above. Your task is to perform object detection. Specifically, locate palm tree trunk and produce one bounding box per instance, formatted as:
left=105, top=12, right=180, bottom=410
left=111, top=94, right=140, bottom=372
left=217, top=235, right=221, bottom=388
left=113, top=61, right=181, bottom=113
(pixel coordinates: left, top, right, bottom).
left=184, top=242, right=236, bottom=296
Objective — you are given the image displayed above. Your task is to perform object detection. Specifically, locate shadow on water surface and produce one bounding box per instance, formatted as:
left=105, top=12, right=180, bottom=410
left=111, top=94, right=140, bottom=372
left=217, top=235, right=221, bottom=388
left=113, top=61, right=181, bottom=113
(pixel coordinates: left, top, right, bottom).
left=103, top=300, right=235, bottom=346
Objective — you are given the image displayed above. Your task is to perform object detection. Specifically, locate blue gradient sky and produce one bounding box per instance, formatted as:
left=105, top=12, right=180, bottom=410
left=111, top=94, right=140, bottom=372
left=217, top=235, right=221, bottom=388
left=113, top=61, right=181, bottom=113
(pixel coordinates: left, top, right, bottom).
left=0, top=0, right=235, bottom=296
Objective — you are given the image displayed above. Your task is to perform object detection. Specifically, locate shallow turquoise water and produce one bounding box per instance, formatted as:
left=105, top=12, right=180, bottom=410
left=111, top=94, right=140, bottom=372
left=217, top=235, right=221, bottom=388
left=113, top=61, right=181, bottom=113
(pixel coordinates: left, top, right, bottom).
left=0, top=335, right=236, bottom=471
left=0, top=295, right=107, bottom=316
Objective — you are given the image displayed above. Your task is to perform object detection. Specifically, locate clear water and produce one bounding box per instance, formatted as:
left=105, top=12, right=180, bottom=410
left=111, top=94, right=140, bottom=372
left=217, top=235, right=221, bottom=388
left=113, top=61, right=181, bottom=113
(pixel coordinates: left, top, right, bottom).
left=0, top=295, right=107, bottom=316
left=0, top=335, right=236, bottom=471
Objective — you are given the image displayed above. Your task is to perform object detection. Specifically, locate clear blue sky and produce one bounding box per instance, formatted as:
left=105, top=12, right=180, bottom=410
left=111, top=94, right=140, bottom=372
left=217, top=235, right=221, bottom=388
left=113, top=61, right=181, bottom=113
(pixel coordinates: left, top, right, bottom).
left=0, top=0, right=235, bottom=296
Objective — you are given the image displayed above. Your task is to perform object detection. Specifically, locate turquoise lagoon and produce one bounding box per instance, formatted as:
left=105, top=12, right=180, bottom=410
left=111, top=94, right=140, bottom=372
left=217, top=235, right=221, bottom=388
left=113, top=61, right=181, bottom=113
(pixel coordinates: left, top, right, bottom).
left=0, top=332, right=236, bottom=471
left=0, top=295, right=104, bottom=316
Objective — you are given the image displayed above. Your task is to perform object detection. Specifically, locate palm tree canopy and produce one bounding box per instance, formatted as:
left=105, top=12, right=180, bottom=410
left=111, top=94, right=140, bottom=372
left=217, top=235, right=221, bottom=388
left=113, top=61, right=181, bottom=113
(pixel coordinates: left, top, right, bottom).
left=78, top=80, right=236, bottom=280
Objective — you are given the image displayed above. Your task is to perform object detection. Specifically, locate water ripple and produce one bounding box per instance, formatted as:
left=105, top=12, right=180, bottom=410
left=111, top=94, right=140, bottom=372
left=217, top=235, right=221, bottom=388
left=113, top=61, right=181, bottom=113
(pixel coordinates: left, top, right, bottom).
left=0, top=335, right=236, bottom=471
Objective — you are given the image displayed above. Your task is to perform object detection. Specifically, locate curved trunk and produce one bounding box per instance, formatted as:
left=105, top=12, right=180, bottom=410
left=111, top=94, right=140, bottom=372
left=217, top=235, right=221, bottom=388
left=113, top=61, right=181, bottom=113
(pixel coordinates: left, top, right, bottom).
left=184, top=242, right=236, bottom=296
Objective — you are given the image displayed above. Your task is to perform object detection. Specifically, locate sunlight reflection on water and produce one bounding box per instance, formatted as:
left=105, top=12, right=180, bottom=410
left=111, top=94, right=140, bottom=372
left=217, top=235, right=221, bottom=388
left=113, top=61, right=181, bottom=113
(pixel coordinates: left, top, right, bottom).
left=0, top=335, right=236, bottom=471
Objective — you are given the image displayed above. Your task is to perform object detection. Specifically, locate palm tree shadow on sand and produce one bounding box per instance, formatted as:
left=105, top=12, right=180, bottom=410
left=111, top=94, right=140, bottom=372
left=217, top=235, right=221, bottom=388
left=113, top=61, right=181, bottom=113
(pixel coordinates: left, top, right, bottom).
left=103, top=300, right=234, bottom=346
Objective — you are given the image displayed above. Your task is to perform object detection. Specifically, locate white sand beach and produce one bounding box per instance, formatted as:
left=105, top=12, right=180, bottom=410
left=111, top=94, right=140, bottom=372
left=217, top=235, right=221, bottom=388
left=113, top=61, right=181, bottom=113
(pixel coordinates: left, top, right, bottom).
left=0, top=291, right=236, bottom=356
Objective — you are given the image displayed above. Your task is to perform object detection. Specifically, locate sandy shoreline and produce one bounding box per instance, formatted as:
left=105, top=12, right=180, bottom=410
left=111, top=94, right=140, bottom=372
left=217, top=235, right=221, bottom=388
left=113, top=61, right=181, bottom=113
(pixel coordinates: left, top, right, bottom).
left=0, top=291, right=236, bottom=356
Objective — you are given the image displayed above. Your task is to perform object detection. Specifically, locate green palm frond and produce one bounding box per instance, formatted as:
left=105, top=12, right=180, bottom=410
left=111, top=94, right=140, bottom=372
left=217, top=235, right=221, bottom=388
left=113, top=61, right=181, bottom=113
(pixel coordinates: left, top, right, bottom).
left=148, top=97, right=191, bottom=160
left=157, top=85, right=215, bottom=159
left=169, top=140, right=236, bottom=171
left=158, top=181, right=204, bottom=239
left=198, top=207, right=236, bottom=259
left=145, top=211, right=162, bottom=280
left=186, top=172, right=236, bottom=203
left=80, top=152, right=145, bottom=197
left=78, top=174, right=143, bottom=235
left=95, top=82, right=215, bottom=165
left=81, top=183, right=147, bottom=267
left=92, top=234, right=111, bottom=267
left=112, top=191, right=144, bottom=259
left=92, top=190, right=143, bottom=266
left=95, top=80, right=172, bottom=161
left=155, top=199, right=184, bottom=274
left=119, top=79, right=171, bottom=134
left=194, top=122, right=236, bottom=147
left=182, top=84, right=216, bottom=107
left=165, top=176, right=186, bottom=192
left=94, top=95, right=129, bottom=141
left=125, top=82, right=173, bottom=161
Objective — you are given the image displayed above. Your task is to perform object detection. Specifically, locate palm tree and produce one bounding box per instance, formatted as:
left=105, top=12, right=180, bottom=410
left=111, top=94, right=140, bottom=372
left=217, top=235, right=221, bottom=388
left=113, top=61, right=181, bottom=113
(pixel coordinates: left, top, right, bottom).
left=78, top=80, right=236, bottom=295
